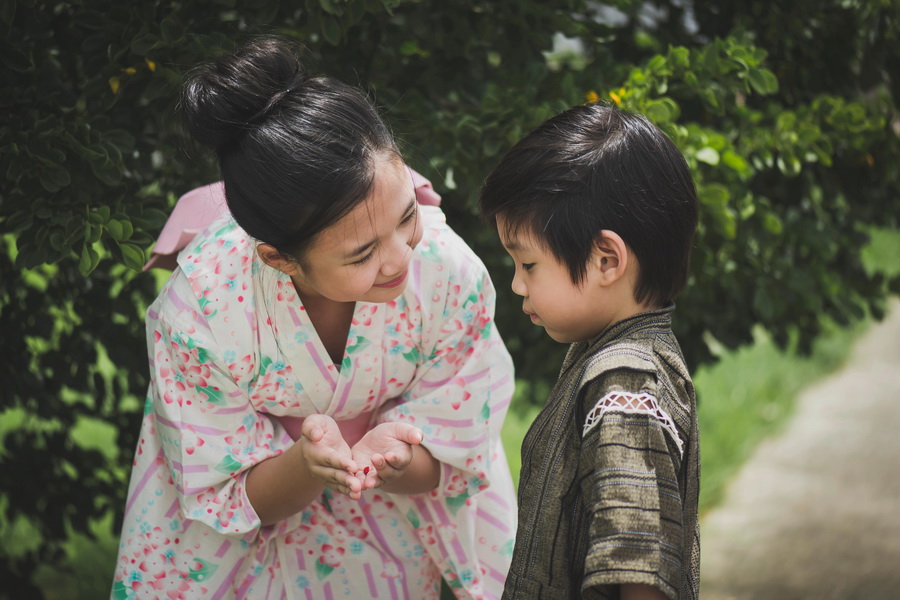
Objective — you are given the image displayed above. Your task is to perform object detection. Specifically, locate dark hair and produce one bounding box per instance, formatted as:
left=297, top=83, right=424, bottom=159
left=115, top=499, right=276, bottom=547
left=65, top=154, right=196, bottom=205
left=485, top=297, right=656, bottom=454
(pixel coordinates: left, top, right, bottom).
left=181, top=36, right=399, bottom=258
left=479, top=102, right=699, bottom=306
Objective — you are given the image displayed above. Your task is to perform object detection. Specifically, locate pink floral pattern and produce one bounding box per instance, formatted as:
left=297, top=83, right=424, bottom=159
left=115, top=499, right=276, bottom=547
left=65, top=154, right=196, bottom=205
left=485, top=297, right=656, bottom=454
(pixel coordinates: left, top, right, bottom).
left=114, top=207, right=516, bottom=599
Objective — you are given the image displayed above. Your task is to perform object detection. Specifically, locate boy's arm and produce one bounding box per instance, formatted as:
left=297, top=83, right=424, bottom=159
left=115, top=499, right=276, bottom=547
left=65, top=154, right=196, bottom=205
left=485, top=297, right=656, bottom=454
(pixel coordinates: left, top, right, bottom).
left=578, top=372, right=687, bottom=600
left=621, top=583, right=670, bottom=600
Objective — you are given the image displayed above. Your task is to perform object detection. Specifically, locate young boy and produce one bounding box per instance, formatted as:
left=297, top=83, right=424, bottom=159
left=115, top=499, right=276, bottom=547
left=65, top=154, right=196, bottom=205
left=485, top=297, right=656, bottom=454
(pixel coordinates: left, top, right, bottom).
left=479, top=103, right=700, bottom=600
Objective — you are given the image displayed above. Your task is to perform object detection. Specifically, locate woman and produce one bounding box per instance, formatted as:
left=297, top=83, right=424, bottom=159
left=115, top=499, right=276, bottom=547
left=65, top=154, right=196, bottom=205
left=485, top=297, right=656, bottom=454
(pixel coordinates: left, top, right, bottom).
left=113, top=37, right=516, bottom=600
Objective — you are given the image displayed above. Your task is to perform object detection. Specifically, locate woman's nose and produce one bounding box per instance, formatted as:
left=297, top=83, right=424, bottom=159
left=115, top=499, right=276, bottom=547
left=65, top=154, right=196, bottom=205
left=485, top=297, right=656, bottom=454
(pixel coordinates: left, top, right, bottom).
left=380, top=237, right=412, bottom=276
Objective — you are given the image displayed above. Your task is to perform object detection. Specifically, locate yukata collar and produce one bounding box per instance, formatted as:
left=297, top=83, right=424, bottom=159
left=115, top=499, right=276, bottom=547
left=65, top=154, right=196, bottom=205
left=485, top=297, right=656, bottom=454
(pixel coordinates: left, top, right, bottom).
left=560, top=303, right=676, bottom=374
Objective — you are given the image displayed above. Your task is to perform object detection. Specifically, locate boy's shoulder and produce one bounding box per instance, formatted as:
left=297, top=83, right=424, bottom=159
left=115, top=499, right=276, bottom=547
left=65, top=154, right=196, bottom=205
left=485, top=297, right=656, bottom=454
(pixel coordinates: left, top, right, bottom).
left=565, top=309, right=694, bottom=414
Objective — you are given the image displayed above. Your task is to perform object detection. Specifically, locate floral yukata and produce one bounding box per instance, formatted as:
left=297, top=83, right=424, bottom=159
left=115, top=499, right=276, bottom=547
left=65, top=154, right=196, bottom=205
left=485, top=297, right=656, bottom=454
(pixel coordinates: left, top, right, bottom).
left=114, top=205, right=517, bottom=600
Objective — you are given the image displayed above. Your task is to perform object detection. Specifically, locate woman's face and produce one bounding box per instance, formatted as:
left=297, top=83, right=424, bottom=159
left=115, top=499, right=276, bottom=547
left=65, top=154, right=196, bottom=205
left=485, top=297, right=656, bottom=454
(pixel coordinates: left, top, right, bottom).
left=290, top=156, right=423, bottom=304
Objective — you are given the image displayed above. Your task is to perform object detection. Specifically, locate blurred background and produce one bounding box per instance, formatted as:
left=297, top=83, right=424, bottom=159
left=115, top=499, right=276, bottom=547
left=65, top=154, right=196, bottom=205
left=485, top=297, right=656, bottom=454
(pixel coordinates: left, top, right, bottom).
left=1, top=1, right=898, bottom=598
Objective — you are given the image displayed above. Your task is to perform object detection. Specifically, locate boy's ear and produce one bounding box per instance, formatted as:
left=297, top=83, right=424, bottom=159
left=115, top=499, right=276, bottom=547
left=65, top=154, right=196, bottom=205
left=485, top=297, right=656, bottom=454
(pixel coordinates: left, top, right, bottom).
left=591, top=230, right=630, bottom=285
left=257, top=243, right=301, bottom=277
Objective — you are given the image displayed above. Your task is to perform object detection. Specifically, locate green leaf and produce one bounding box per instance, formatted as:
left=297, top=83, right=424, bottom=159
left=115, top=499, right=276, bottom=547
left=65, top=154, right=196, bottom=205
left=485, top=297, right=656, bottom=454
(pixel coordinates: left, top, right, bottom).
left=696, top=147, right=720, bottom=166
left=108, top=219, right=124, bottom=240
left=79, top=244, right=100, bottom=276
left=699, top=184, right=730, bottom=208
left=120, top=243, right=145, bottom=271
left=748, top=68, right=779, bottom=95
left=722, top=150, right=750, bottom=174
left=762, top=213, right=784, bottom=235
left=321, top=17, right=342, bottom=45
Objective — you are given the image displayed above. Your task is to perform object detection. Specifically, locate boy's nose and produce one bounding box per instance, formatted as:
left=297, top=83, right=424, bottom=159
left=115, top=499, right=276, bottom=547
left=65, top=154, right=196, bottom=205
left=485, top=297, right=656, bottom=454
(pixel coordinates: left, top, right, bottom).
left=511, top=271, right=527, bottom=297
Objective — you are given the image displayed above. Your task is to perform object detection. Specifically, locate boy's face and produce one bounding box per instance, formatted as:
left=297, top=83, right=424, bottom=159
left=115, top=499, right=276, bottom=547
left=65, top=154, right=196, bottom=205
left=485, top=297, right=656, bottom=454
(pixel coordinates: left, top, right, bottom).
left=496, top=217, right=617, bottom=344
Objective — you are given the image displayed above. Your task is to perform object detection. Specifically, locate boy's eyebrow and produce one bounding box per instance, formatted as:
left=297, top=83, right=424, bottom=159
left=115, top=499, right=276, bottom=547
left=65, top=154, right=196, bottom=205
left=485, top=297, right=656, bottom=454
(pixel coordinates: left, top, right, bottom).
left=345, top=198, right=416, bottom=259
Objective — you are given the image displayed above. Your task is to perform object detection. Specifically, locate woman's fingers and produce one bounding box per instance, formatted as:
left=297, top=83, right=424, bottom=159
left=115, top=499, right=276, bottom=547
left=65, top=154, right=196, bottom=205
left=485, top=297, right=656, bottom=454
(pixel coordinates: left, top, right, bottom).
left=391, top=423, right=424, bottom=446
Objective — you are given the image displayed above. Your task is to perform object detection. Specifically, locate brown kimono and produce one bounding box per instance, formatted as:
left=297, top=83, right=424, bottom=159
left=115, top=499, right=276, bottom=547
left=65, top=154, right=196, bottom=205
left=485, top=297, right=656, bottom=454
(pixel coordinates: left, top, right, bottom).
left=503, top=306, right=700, bottom=600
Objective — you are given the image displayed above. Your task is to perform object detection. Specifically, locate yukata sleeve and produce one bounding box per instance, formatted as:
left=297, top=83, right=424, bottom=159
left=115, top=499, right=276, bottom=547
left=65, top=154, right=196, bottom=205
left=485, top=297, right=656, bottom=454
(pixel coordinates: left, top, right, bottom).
left=148, top=275, right=291, bottom=537
left=377, top=264, right=514, bottom=501
left=577, top=372, right=687, bottom=600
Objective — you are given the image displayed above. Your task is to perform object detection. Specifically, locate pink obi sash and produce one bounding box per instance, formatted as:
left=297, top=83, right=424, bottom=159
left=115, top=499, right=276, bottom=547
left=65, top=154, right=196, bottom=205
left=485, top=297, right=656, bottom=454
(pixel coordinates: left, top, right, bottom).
left=276, top=412, right=374, bottom=447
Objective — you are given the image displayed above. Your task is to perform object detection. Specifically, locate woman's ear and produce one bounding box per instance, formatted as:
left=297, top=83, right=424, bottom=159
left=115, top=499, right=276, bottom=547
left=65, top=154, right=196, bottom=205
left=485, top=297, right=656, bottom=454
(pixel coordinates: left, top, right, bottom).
left=257, top=243, right=301, bottom=277
left=591, top=230, right=629, bottom=285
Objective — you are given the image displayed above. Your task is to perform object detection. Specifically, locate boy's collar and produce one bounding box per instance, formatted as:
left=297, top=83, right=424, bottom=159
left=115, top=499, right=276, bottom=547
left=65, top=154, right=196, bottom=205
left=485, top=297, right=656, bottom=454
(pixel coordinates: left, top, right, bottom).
left=580, top=302, right=675, bottom=348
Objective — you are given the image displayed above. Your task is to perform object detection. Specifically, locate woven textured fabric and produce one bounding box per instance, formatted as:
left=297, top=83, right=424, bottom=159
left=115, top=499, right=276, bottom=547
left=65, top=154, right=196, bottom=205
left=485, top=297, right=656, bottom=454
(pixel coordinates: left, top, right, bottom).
left=503, top=305, right=700, bottom=600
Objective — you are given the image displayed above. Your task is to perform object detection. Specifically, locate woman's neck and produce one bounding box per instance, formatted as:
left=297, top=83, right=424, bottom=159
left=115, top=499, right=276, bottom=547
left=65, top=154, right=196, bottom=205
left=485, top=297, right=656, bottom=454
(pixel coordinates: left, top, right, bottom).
left=297, top=290, right=356, bottom=365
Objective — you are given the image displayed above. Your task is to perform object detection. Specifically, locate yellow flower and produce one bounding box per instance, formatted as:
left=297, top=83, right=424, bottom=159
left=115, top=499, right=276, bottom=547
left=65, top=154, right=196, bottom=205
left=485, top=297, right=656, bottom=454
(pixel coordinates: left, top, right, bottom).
left=585, top=90, right=600, bottom=104
left=609, top=89, right=622, bottom=106
left=109, top=76, right=120, bottom=94
left=145, top=58, right=157, bottom=72
left=122, top=67, right=137, bottom=75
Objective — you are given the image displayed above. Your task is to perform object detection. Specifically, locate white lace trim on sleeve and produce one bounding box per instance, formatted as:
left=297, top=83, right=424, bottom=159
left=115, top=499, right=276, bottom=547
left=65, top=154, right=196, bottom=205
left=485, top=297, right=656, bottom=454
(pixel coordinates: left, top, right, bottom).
left=583, top=391, right=684, bottom=456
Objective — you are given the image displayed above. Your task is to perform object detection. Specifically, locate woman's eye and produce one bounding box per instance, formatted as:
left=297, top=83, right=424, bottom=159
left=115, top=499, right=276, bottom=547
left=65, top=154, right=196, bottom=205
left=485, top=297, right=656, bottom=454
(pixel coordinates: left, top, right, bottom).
left=400, top=208, right=416, bottom=224
left=352, top=251, right=374, bottom=266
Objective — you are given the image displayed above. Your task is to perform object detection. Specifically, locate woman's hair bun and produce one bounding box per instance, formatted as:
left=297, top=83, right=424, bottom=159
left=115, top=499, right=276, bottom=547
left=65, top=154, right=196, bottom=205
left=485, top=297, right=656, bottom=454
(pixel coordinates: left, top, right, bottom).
left=181, top=36, right=309, bottom=151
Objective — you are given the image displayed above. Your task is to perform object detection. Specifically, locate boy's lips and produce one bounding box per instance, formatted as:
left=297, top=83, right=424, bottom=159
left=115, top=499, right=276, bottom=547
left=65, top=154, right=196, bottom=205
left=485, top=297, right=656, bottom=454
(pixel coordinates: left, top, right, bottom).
left=374, top=269, right=408, bottom=288
left=524, top=307, right=538, bottom=322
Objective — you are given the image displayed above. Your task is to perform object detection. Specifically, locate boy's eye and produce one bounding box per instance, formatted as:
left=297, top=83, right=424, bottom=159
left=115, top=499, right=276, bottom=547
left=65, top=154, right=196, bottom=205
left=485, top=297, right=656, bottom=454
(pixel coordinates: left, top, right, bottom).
left=522, top=263, right=535, bottom=272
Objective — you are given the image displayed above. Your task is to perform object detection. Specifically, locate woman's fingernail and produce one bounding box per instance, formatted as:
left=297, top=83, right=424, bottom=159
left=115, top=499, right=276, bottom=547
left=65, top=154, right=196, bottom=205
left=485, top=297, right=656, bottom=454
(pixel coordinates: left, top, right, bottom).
left=364, top=466, right=370, bottom=474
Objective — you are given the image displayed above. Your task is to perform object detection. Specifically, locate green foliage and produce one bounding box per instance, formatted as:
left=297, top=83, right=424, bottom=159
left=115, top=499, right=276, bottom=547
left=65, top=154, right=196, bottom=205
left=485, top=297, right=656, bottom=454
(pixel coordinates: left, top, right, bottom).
left=1, top=0, right=898, bottom=595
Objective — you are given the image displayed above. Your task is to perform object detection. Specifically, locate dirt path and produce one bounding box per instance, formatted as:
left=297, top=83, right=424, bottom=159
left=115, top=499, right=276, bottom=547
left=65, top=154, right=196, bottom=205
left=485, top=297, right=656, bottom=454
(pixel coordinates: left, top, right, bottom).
left=700, top=299, right=900, bottom=600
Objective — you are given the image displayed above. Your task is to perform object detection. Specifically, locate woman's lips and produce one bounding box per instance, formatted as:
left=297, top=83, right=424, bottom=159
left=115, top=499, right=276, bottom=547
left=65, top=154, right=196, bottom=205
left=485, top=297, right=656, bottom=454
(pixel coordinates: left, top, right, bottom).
left=374, top=270, right=408, bottom=288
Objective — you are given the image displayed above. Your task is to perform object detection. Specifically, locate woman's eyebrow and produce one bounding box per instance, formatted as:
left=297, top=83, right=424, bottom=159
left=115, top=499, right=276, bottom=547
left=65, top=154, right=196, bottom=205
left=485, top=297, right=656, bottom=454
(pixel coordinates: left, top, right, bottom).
left=344, top=198, right=416, bottom=259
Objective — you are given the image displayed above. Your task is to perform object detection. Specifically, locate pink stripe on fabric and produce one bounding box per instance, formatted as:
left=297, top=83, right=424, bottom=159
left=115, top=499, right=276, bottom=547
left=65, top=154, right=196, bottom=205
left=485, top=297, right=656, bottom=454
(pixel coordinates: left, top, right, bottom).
left=358, top=496, right=407, bottom=599
left=236, top=576, right=252, bottom=598
left=451, top=539, right=466, bottom=563
left=178, top=464, right=209, bottom=473
left=388, top=574, right=400, bottom=600
left=490, top=374, right=512, bottom=392
left=211, top=557, right=245, bottom=600
left=147, top=308, right=159, bottom=320
left=307, top=341, right=336, bottom=386
left=332, top=374, right=353, bottom=413
left=412, top=260, right=423, bottom=305
left=426, top=416, right=474, bottom=427
left=431, top=501, right=451, bottom=526
left=426, top=433, right=487, bottom=449
left=297, top=548, right=306, bottom=569
left=305, top=589, right=314, bottom=600
left=125, top=449, right=163, bottom=515
left=215, top=540, right=232, bottom=558
left=491, top=396, right=511, bottom=416
left=364, top=564, right=378, bottom=596
left=484, top=562, right=508, bottom=584
left=165, top=499, right=179, bottom=519
left=156, top=414, right=227, bottom=435
left=167, top=285, right=196, bottom=312
left=287, top=306, right=302, bottom=327
left=476, top=509, right=510, bottom=534
left=412, top=498, right=450, bottom=561
left=323, top=582, right=334, bottom=600
left=485, top=491, right=511, bottom=511
left=417, top=367, right=489, bottom=389
left=216, top=404, right=246, bottom=414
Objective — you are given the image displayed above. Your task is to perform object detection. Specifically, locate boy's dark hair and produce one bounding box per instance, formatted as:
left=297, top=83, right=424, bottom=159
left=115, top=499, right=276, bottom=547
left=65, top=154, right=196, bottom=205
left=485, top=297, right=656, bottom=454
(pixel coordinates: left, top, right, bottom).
left=181, top=36, right=399, bottom=260
left=479, top=102, right=699, bottom=307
